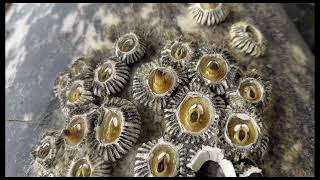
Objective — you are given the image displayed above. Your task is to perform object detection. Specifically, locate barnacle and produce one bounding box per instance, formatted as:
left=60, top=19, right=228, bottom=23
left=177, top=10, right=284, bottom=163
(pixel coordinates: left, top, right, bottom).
left=53, top=70, right=72, bottom=99
left=234, top=158, right=263, bottom=177
left=164, top=83, right=225, bottom=144
left=87, top=97, right=142, bottom=162
left=92, top=56, right=129, bottom=97
left=189, top=47, right=242, bottom=95
left=69, top=56, right=96, bottom=79
left=132, top=61, right=188, bottom=111
left=115, top=32, right=147, bottom=64
left=134, top=137, right=187, bottom=177
left=229, top=22, right=267, bottom=58
left=189, top=3, right=230, bottom=26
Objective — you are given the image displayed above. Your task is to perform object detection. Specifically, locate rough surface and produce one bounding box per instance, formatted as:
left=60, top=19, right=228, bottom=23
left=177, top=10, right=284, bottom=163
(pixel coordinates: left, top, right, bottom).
left=5, top=3, right=314, bottom=177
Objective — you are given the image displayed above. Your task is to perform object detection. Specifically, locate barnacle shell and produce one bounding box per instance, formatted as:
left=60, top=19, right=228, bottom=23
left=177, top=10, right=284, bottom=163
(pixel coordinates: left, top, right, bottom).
left=69, top=56, right=96, bottom=79
left=53, top=70, right=72, bottom=99
left=189, top=3, right=230, bottom=26
left=186, top=145, right=236, bottom=177
left=189, top=47, right=242, bottom=95
left=66, top=152, right=112, bottom=177
left=92, top=56, right=129, bottom=97
left=234, top=158, right=263, bottom=177
left=134, top=137, right=187, bottom=177
left=229, top=22, right=267, bottom=58
left=115, top=32, right=146, bottom=64
left=132, top=60, right=188, bottom=111
left=164, top=83, right=225, bottom=144
left=87, top=97, right=142, bottom=162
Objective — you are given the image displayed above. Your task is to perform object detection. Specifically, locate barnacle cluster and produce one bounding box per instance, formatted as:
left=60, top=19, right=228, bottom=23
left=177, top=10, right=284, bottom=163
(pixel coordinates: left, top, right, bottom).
left=31, top=3, right=272, bottom=177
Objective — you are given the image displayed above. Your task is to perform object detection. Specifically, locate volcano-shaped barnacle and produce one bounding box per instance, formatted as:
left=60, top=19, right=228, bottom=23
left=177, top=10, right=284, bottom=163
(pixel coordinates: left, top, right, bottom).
left=229, top=22, right=267, bottom=58
left=233, top=158, right=263, bottom=177
left=134, top=137, right=187, bottom=177
left=189, top=47, right=242, bottom=95
left=189, top=3, right=230, bottom=26
left=87, top=97, right=142, bottom=162
left=164, top=83, right=225, bottom=144
left=69, top=56, right=96, bottom=79
left=53, top=70, right=72, bottom=100
left=92, top=56, right=129, bottom=97
left=115, top=32, right=146, bottom=64
left=132, top=61, right=188, bottom=111
left=66, top=152, right=112, bottom=177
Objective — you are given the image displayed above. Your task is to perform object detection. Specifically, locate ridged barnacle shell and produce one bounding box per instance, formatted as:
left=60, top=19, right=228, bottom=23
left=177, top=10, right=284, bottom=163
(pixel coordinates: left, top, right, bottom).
left=66, top=152, right=112, bottom=177
left=233, top=158, right=263, bottom=177
left=69, top=56, right=96, bottom=79
left=229, top=22, right=267, bottom=58
left=53, top=70, right=72, bottom=100
left=92, top=56, right=130, bottom=97
left=115, top=32, right=146, bottom=64
left=189, top=47, right=242, bottom=95
left=164, top=83, right=225, bottom=144
left=189, top=3, right=230, bottom=26
left=132, top=60, right=188, bottom=111
left=217, top=105, right=269, bottom=161
left=186, top=145, right=237, bottom=177
left=87, top=97, right=142, bottom=162
left=134, top=137, right=187, bottom=177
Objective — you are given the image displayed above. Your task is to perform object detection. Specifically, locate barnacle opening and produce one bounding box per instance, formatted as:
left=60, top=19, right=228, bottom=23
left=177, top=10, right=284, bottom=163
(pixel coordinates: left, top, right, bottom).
left=239, top=79, right=263, bottom=103
left=149, top=144, right=178, bottom=177
left=245, top=25, right=260, bottom=43
left=97, top=63, right=113, bottom=82
left=148, top=68, right=175, bottom=95
left=98, top=109, right=123, bottom=144
left=58, top=77, right=68, bottom=90
left=200, top=3, right=220, bottom=10
left=226, top=114, right=258, bottom=146
left=178, top=95, right=212, bottom=133
left=171, top=43, right=188, bottom=60
left=64, top=117, right=86, bottom=146
left=36, top=141, right=51, bottom=159
left=117, top=34, right=137, bottom=53
left=71, top=59, right=86, bottom=76
left=198, top=55, right=228, bottom=82
left=67, top=84, right=82, bottom=103
left=71, top=159, right=92, bottom=177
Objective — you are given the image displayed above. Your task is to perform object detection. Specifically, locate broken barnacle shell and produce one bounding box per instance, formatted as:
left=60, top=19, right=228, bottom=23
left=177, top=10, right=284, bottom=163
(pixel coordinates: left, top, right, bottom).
left=233, top=158, right=263, bottom=177
left=229, top=22, right=267, bottom=58
left=115, top=32, right=146, bottom=64
left=92, top=56, right=129, bottom=97
left=134, top=137, right=187, bottom=177
left=164, top=83, right=225, bottom=144
left=87, top=97, right=142, bottom=162
left=66, top=152, right=112, bottom=177
left=186, top=145, right=237, bottom=177
left=189, top=3, right=230, bottom=26
left=189, top=47, right=242, bottom=95
left=53, top=70, right=72, bottom=100
left=69, top=56, right=96, bottom=79
left=132, top=60, right=188, bottom=111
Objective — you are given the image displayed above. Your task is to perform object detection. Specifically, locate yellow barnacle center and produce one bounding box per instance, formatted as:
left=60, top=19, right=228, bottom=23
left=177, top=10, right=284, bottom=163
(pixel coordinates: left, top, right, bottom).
left=178, top=96, right=212, bottom=133
left=99, top=110, right=123, bottom=144
left=226, top=115, right=258, bottom=146
left=239, top=79, right=263, bottom=102
left=118, top=37, right=136, bottom=52
left=72, top=60, right=86, bottom=76
left=58, top=78, right=67, bottom=89
left=72, top=159, right=91, bottom=177
left=64, top=117, right=86, bottom=146
left=37, top=141, right=51, bottom=159
left=245, top=25, right=259, bottom=42
left=171, top=45, right=187, bottom=60
left=97, top=63, right=113, bottom=82
left=198, top=55, right=228, bottom=82
left=200, top=3, right=220, bottom=10
left=150, top=145, right=178, bottom=177
left=68, top=84, right=82, bottom=103
left=148, top=69, right=175, bottom=95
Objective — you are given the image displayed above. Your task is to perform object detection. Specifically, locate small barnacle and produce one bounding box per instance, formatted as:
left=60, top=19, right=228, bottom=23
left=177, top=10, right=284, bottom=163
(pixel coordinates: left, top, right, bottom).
left=69, top=56, right=96, bottom=79
left=132, top=60, right=188, bottom=111
left=189, top=3, right=230, bottom=26
left=164, top=83, right=225, bottom=144
left=66, top=152, right=112, bottom=177
left=115, top=32, right=146, bottom=64
left=134, top=137, right=186, bottom=177
left=229, top=22, right=267, bottom=58
left=234, top=158, right=263, bottom=177
left=189, top=47, right=242, bottom=95
left=92, top=56, right=130, bottom=97
left=53, top=70, right=72, bottom=100
left=87, top=97, right=142, bottom=162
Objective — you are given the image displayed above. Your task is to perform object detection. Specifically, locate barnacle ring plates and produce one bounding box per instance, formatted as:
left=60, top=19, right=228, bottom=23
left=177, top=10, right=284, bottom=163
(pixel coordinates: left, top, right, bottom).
left=189, top=3, right=230, bottom=26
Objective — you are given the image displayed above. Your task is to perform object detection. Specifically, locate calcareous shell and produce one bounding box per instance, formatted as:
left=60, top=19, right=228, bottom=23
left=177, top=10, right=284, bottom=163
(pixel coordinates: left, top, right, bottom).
left=189, top=3, right=230, bottom=26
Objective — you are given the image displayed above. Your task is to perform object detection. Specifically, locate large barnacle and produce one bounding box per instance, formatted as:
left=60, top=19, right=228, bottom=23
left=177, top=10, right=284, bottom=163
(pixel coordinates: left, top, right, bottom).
left=189, top=3, right=230, bottom=26
left=69, top=56, right=96, bottom=79
left=132, top=60, right=188, bottom=111
left=164, top=83, right=225, bottom=144
left=229, top=22, right=267, bottom=58
left=87, top=97, right=142, bottom=162
left=189, top=47, right=242, bottom=95
left=53, top=70, right=72, bottom=100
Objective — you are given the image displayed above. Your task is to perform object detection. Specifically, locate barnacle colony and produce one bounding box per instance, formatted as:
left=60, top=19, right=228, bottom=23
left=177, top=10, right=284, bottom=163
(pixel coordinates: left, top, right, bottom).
left=189, top=3, right=230, bottom=26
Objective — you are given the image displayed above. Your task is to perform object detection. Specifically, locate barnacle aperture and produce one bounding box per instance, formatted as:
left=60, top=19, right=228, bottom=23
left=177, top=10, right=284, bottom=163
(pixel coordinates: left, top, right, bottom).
left=118, top=37, right=136, bottom=53
left=97, top=63, right=113, bottom=82
left=37, top=141, right=51, bottom=159
left=171, top=44, right=188, bottom=60
left=67, top=84, right=83, bottom=103
left=198, top=55, right=228, bottom=82
left=72, top=61, right=86, bottom=76
left=148, top=68, right=175, bottom=95
left=98, top=110, right=123, bottom=143
left=71, top=159, right=92, bottom=177
left=200, top=3, right=220, bottom=10
left=64, top=117, right=86, bottom=146
left=245, top=25, right=260, bottom=43
left=239, top=79, right=263, bottom=102
left=149, top=145, right=178, bottom=177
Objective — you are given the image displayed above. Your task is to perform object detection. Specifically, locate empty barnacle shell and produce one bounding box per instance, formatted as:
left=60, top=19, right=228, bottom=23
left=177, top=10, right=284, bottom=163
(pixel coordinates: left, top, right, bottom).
left=134, top=137, right=186, bottom=177
left=189, top=47, right=242, bottom=95
left=164, top=83, right=225, bottom=144
left=115, top=32, right=146, bottom=64
left=229, top=22, right=267, bottom=58
left=87, top=97, right=142, bottom=162
left=53, top=70, right=72, bottom=99
left=92, top=56, right=129, bottom=97
left=69, top=56, right=96, bottom=79
left=233, top=158, right=263, bottom=177
left=132, top=60, right=188, bottom=111
left=189, top=3, right=230, bottom=26
left=66, top=152, right=112, bottom=177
